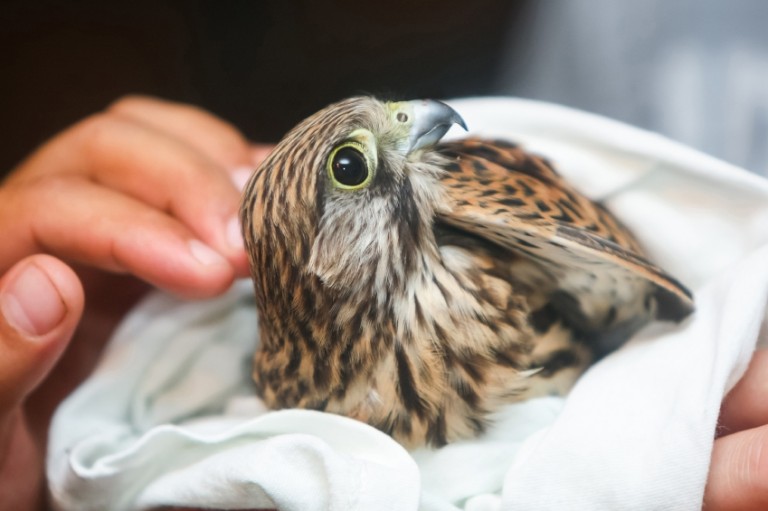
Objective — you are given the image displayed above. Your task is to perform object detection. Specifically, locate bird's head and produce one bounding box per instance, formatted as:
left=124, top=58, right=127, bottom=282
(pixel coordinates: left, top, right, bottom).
left=241, top=96, right=466, bottom=297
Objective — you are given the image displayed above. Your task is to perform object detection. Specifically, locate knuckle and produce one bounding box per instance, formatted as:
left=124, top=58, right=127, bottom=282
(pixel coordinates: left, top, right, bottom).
left=71, top=112, right=125, bottom=160
left=107, top=94, right=154, bottom=116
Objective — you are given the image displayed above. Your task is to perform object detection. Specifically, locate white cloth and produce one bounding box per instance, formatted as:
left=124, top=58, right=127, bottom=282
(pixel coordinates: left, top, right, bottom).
left=47, top=98, right=768, bottom=511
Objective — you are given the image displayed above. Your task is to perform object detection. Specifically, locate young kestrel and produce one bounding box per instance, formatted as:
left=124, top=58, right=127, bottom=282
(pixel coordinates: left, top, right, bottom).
left=240, top=97, right=693, bottom=448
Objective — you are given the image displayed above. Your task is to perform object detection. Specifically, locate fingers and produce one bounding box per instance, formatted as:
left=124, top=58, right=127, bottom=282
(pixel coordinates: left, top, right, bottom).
left=107, top=95, right=256, bottom=172
left=704, top=424, right=768, bottom=510
left=2, top=97, right=263, bottom=294
left=18, top=113, right=246, bottom=271
left=0, top=256, right=84, bottom=414
left=719, top=350, right=768, bottom=435
left=107, top=96, right=272, bottom=193
left=0, top=177, right=235, bottom=298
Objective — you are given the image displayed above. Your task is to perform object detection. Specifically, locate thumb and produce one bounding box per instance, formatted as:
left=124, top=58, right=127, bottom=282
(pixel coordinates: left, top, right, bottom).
left=705, top=424, right=768, bottom=510
left=0, top=255, right=84, bottom=413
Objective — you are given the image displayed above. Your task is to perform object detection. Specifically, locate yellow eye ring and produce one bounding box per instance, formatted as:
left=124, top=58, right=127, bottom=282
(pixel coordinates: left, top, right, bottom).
left=327, top=141, right=374, bottom=190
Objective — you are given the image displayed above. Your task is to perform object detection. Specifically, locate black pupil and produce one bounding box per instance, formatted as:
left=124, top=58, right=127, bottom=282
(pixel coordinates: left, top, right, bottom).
left=332, top=147, right=368, bottom=187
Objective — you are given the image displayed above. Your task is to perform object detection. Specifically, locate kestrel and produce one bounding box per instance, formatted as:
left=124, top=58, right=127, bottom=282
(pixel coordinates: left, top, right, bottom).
left=240, top=97, right=693, bottom=448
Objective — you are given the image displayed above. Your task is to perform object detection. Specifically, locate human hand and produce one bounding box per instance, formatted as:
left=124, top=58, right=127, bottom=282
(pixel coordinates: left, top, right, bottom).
left=0, top=256, right=83, bottom=509
left=0, top=96, right=271, bottom=509
left=0, top=95, right=273, bottom=296
left=705, top=348, right=768, bottom=510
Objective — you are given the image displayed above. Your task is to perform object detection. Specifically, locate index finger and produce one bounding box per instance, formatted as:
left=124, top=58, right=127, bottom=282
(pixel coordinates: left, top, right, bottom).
left=108, top=95, right=257, bottom=172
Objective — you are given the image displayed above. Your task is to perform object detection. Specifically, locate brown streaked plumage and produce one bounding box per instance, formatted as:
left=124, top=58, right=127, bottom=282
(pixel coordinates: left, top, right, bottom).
left=240, top=97, right=694, bottom=448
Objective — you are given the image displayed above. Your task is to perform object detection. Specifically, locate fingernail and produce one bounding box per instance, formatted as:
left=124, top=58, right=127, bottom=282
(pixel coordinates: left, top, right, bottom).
left=231, top=166, right=254, bottom=192
left=226, top=215, right=244, bottom=251
left=1, top=263, right=66, bottom=337
left=188, top=239, right=228, bottom=267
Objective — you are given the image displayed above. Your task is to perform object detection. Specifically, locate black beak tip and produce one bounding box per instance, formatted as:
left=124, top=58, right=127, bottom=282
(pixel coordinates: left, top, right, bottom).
left=455, top=114, right=469, bottom=132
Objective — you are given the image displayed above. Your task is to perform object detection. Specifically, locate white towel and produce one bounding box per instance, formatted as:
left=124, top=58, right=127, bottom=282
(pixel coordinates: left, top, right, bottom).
left=47, top=98, right=768, bottom=511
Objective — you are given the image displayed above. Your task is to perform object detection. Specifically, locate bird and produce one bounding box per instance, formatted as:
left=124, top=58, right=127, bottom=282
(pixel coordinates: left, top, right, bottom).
left=239, top=96, right=694, bottom=449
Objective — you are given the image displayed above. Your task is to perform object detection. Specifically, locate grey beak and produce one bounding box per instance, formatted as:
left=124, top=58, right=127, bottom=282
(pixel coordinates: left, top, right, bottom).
left=405, top=99, right=468, bottom=153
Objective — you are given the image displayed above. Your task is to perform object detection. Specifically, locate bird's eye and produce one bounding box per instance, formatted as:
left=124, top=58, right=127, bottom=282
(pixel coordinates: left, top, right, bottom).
left=328, top=144, right=372, bottom=190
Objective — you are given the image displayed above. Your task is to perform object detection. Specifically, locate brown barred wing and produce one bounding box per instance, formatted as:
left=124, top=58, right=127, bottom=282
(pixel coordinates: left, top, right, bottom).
left=435, top=138, right=694, bottom=326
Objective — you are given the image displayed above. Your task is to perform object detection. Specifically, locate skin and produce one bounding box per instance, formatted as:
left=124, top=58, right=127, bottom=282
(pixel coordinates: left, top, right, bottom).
left=0, top=95, right=762, bottom=510
left=0, top=95, right=272, bottom=509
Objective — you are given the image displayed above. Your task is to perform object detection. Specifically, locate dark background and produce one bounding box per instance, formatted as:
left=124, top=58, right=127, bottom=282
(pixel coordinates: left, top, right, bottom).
left=1, top=0, right=525, bottom=175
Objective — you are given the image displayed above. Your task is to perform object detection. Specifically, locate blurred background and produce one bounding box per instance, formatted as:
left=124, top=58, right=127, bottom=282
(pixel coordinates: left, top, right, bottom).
left=3, top=0, right=767, bottom=177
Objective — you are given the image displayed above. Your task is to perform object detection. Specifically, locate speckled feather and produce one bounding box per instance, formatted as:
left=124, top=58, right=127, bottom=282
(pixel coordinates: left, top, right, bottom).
left=240, top=97, right=694, bottom=448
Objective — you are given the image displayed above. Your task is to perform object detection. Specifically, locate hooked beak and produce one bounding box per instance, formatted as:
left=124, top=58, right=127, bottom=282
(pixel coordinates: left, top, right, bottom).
left=390, top=99, right=468, bottom=154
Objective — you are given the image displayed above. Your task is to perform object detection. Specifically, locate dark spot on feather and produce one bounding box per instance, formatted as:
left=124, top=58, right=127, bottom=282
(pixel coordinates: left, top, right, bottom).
left=459, top=353, right=485, bottom=384
left=414, top=297, right=426, bottom=327
left=296, top=380, right=308, bottom=398
left=428, top=413, right=448, bottom=447
left=312, top=397, right=329, bottom=411
left=472, top=159, right=489, bottom=173
left=498, top=197, right=526, bottom=207
left=491, top=348, right=523, bottom=368
left=455, top=377, right=480, bottom=407
left=395, top=345, right=426, bottom=418
left=394, top=179, right=421, bottom=275
left=530, top=304, right=558, bottom=333
left=536, top=200, right=552, bottom=212
left=584, top=222, right=599, bottom=233
left=434, top=322, right=449, bottom=347
left=336, top=339, right=358, bottom=388
left=276, top=387, right=295, bottom=405
left=504, top=184, right=518, bottom=195
left=286, top=344, right=302, bottom=375
left=444, top=161, right=461, bottom=172
left=490, top=139, right=518, bottom=149
left=433, top=276, right=452, bottom=307
left=563, top=188, right=582, bottom=207
left=551, top=208, right=574, bottom=223
left=516, top=212, right=543, bottom=220
left=537, top=349, right=579, bottom=377
left=480, top=189, right=498, bottom=197
left=644, top=293, right=653, bottom=311
left=313, top=350, right=332, bottom=391
left=462, top=144, right=501, bottom=160
left=558, top=199, right=583, bottom=220
left=514, top=157, right=550, bottom=180
left=518, top=180, right=536, bottom=197
left=435, top=147, right=459, bottom=159
left=549, top=290, right=593, bottom=332
left=296, top=315, right=318, bottom=354
left=468, top=416, right=486, bottom=435
left=515, top=237, right=537, bottom=248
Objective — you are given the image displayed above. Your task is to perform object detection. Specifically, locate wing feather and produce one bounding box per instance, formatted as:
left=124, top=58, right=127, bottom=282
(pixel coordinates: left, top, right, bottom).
left=435, top=138, right=694, bottom=324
